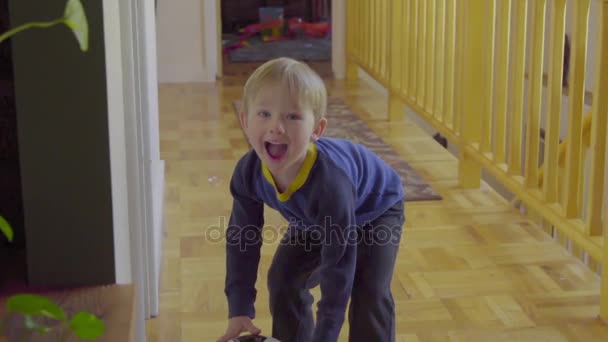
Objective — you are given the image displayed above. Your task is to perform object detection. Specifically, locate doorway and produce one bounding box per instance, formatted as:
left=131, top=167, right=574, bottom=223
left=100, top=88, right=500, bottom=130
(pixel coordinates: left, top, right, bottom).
left=219, top=0, right=334, bottom=78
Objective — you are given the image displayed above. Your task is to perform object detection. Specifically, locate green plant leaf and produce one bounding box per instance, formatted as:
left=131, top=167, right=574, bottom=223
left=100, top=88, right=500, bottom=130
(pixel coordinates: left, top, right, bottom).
left=24, top=315, right=51, bottom=334
left=7, top=294, right=67, bottom=322
left=63, top=0, right=89, bottom=51
left=70, top=312, right=105, bottom=340
left=0, top=215, right=13, bottom=242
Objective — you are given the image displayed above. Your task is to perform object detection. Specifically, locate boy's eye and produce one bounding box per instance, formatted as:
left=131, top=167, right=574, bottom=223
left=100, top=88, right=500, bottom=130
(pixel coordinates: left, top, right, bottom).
left=286, top=113, right=300, bottom=120
left=258, top=111, right=271, bottom=118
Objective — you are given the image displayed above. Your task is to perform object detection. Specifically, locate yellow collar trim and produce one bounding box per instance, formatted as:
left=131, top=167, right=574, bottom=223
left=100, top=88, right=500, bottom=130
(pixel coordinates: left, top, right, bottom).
left=262, top=143, right=317, bottom=202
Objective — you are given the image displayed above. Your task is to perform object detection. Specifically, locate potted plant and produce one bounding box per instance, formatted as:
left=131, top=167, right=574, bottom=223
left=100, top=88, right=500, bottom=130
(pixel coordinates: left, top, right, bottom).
left=0, top=0, right=105, bottom=340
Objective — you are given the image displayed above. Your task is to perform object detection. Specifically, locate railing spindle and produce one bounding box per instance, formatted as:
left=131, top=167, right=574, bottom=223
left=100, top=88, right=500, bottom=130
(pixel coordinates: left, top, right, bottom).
left=359, top=0, right=364, bottom=61
left=563, top=0, right=591, bottom=217
left=587, top=1, right=608, bottom=238
left=401, top=0, right=412, bottom=98
left=371, top=0, right=378, bottom=75
left=524, top=0, right=547, bottom=188
left=454, top=0, right=465, bottom=135
left=425, top=0, right=436, bottom=114
left=346, top=0, right=354, bottom=57
left=508, top=0, right=528, bottom=176
left=382, top=0, right=390, bottom=81
left=435, top=0, right=446, bottom=123
left=542, top=0, right=567, bottom=202
left=389, top=0, right=403, bottom=94
left=459, top=0, right=484, bottom=188
left=417, top=0, right=427, bottom=108
left=366, top=0, right=372, bottom=69
left=409, top=0, right=419, bottom=103
left=443, top=0, right=456, bottom=129
left=598, top=1, right=608, bottom=323
left=480, top=0, right=496, bottom=154
left=493, top=0, right=511, bottom=164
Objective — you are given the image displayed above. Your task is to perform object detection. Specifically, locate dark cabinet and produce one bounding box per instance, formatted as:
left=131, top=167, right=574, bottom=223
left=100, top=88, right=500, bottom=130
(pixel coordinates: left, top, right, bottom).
left=0, top=0, right=25, bottom=249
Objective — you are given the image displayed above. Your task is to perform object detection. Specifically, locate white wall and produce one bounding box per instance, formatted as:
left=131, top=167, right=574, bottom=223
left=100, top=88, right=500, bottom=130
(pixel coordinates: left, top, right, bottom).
left=156, top=0, right=218, bottom=83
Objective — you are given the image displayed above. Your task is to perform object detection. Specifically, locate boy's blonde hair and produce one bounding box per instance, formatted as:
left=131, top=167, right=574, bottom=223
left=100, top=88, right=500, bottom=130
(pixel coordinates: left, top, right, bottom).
left=242, top=57, right=327, bottom=121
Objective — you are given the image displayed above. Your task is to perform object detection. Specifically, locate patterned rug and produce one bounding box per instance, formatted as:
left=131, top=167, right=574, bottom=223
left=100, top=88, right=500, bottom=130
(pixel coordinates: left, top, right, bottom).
left=226, top=36, right=331, bottom=63
left=232, top=98, right=442, bottom=202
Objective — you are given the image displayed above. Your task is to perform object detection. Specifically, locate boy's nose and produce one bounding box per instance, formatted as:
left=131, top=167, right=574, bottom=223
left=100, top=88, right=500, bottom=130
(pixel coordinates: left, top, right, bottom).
left=269, top=119, right=285, bottom=134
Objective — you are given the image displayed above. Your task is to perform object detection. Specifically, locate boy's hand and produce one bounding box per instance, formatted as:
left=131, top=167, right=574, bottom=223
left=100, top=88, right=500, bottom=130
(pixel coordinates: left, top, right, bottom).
left=217, top=316, right=262, bottom=342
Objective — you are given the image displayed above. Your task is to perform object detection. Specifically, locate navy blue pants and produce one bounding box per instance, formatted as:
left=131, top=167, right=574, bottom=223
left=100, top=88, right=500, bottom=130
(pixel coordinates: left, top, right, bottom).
left=267, top=200, right=404, bottom=342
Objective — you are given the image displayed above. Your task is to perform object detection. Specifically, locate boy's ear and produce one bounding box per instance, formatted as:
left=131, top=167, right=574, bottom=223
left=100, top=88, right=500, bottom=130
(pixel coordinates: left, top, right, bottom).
left=311, top=117, right=327, bottom=141
left=239, top=111, right=248, bottom=130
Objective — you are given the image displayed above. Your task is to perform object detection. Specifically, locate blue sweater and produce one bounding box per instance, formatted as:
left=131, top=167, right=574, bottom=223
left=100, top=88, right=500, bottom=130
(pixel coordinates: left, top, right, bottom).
left=225, top=137, right=404, bottom=341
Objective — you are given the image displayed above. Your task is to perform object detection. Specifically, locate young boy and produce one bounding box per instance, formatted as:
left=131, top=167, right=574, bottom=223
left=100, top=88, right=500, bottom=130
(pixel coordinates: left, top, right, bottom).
left=218, top=57, right=405, bottom=342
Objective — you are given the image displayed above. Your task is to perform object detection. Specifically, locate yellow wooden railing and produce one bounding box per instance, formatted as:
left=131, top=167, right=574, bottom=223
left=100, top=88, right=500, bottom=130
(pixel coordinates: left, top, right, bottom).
left=346, top=0, right=608, bottom=320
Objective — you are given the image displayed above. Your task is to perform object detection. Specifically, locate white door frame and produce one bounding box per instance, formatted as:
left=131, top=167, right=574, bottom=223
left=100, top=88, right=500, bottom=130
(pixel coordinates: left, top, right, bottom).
left=106, top=0, right=164, bottom=340
left=208, top=0, right=346, bottom=79
left=117, top=0, right=165, bottom=321
left=331, top=0, right=346, bottom=79
left=102, top=0, right=150, bottom=340
left=205, top=0, right=220, bottom=80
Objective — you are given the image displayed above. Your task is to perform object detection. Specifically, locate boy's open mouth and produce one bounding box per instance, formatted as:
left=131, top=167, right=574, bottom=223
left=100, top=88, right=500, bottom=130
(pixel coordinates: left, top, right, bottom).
left=265, top=142, right=288, bottom=160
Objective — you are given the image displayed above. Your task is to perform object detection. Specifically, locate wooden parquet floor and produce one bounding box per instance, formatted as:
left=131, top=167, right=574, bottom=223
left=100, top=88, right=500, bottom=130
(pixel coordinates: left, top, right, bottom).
left=146, top=62, right=608, bottom=341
